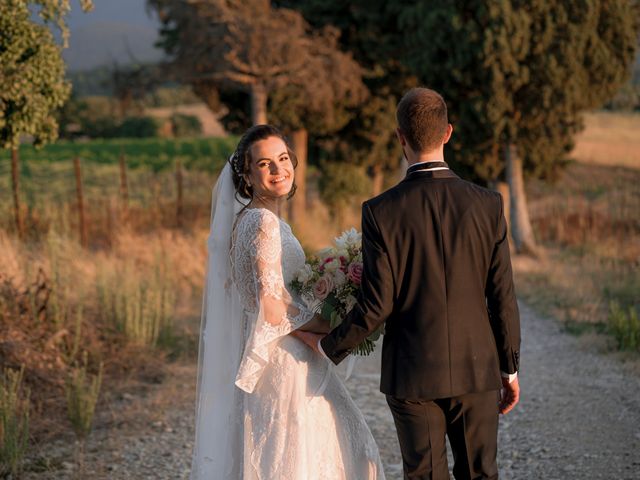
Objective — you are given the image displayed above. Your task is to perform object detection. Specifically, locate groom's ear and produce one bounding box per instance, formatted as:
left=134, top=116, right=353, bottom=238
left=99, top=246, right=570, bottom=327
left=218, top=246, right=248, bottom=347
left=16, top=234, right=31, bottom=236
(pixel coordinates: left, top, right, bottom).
left=396, top=128, right=407, bottom=147
left=443, top=124, right=453, bottom=145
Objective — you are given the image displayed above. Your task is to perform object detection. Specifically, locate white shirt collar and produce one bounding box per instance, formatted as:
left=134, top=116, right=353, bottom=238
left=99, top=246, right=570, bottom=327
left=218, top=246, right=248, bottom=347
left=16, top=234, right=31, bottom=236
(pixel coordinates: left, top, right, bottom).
left=407, top=160, right=449, bottom=172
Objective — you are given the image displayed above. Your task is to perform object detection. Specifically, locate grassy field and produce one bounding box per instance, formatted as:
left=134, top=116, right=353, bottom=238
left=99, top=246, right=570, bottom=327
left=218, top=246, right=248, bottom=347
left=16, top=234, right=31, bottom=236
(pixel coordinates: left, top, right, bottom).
left=4, top=136, right=236, bottom=172
left=0, top=137, right=238, bottom=240
left=572, top=111, right=640, bottom=169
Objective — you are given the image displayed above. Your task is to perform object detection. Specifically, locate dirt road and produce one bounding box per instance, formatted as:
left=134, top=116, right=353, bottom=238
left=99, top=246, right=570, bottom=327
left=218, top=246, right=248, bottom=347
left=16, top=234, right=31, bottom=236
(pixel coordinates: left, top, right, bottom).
left=25, top=304, right=640, bottom=479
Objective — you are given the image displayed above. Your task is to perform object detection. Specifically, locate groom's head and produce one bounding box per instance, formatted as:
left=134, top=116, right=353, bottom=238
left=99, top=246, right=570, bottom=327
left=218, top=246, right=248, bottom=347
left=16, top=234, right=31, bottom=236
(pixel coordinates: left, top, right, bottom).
left=396, top=88, right=452, bottom=156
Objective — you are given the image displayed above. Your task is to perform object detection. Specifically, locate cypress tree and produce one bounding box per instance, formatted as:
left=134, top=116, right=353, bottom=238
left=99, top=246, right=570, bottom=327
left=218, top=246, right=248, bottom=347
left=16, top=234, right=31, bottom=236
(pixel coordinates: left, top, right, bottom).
left=399, top=0, right=639, bottom=254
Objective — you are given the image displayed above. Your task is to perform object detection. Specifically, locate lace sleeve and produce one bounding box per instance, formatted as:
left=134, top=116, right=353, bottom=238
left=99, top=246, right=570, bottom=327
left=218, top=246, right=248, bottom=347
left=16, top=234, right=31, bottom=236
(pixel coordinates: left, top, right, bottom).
left=251, top=209, right=314, bottom=329
left=235, top=209, right=314, bottom=393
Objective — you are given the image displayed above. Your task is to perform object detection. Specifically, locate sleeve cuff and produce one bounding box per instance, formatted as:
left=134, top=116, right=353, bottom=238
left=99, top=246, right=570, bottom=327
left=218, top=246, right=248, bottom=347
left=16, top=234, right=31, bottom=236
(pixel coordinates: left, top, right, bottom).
left=317, top=338, right=329, bottom=360
left=501, top=371, right=518, bottom=383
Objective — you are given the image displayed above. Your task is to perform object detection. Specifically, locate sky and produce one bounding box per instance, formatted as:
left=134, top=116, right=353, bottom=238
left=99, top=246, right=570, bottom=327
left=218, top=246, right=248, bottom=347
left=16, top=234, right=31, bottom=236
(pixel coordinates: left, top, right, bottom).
left=62, top=0, right=164, bottom=71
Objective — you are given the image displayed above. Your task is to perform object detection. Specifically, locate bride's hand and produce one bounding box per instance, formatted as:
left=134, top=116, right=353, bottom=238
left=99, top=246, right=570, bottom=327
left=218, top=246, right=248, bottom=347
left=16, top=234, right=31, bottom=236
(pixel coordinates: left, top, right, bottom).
left=291, top=330, right=324, bottom=353
left=296, top=314, right=331, bottom=333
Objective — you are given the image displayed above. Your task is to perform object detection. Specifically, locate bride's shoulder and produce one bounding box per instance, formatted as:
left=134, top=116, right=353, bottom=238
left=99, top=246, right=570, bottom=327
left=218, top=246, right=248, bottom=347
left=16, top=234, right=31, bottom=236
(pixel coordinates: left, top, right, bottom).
left=236, top=207, right=281, bottom=234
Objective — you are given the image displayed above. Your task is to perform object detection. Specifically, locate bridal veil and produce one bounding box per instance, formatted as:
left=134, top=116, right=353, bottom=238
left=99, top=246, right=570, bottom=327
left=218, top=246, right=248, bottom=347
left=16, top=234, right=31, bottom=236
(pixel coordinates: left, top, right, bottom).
left=191, top=163, right=245, bottom=479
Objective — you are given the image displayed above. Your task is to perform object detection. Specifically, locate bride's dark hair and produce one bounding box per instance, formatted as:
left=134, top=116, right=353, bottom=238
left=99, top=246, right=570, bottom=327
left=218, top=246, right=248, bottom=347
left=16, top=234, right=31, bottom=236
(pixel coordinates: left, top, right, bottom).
left=228, top=124, right=298, bottom=203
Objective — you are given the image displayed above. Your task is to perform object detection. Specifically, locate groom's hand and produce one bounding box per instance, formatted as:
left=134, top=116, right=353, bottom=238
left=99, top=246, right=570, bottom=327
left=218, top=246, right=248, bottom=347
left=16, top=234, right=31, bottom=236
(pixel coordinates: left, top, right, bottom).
left=291, top=330, right=324, bottom=353
left=499, top=375, right=520, bottom=415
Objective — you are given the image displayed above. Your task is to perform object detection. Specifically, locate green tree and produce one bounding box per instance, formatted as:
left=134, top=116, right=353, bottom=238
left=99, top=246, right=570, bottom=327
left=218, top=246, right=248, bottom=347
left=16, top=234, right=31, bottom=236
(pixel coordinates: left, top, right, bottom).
left=276, top=0, right=418, bottom=195
left=0, top=0, right=93, bottom=236
left=268, top=25, right=367, bottom=224
left=149, top=0, right=367, bottom=225
left=150, top=0, right=347, bottom=125
left=399, top=0, right=639, bottom=254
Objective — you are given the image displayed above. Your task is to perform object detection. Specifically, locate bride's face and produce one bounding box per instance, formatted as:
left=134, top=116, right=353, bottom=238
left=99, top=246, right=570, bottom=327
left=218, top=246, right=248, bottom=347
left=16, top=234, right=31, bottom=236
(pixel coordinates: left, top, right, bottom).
left=247, top=136, right=295, bottom=200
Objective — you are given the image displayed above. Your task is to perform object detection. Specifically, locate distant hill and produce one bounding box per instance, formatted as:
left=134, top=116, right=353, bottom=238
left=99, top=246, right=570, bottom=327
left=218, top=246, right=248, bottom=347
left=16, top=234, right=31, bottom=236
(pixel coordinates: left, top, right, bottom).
left=63, top=21, right=164, bottom=72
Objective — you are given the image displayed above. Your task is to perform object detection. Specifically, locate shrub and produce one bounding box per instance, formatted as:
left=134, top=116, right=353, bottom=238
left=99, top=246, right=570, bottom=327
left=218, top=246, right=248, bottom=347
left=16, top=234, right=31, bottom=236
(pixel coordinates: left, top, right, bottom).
left=81, top=117, right=120, bottom=138
left=97, top=257, right=176, bottom=347
left=0, top=367, right=30, bottom=477
left=171, top=113, right=203, bottom=137
left=608, top=301, right=640, bottom=351
left=318, top=161, right=372, bottom=224
left=65, top=352, right=103, bottom=441
left=116, top=117, right=159, bottom=138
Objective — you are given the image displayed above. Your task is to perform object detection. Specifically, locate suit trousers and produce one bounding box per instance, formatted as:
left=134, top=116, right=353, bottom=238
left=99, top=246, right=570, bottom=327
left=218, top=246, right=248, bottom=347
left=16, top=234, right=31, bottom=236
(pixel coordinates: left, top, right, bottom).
left=386, top=390, right=500, bottom=480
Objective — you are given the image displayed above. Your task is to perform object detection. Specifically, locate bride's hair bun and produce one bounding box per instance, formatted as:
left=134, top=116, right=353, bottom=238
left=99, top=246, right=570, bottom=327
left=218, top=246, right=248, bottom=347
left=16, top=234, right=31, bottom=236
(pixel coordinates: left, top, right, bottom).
left=228, top=124, right=298, bottom=201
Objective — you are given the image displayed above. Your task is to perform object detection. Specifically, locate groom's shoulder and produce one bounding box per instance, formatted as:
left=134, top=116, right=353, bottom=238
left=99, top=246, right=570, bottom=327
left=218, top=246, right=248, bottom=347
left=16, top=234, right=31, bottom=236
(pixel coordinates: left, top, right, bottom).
left=363, top=183, right=403, bottom=211
left=458, top=178, right=503, bottom=204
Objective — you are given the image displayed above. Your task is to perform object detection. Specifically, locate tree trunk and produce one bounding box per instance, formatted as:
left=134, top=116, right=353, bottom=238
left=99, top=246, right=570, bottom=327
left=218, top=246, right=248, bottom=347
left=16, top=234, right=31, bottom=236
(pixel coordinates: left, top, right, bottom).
left=289, top=128, right=307, bottom=226
left=371, top=164, right=384, bottom=196
left=504, top=143, right=538, bottom=256
left=250, top=83, right=268, bottom=125
left=11, top=148, right=24, bottom=237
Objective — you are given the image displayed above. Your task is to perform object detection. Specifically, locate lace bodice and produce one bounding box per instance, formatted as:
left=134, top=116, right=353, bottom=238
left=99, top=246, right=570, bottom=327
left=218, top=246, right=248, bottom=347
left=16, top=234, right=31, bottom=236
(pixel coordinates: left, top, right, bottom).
left=231, top=208, right=306, bottom=313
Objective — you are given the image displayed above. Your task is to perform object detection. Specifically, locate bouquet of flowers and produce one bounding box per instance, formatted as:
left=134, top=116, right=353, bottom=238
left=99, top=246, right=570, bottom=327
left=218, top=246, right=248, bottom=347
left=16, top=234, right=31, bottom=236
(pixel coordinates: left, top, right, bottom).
left=290, top=228, right=382, bottom=356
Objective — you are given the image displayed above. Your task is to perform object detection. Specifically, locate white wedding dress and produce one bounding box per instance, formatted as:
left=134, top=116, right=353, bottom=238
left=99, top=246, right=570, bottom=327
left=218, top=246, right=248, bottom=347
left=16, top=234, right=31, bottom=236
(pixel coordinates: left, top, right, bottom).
left=228, top=207, right=385, bottom=480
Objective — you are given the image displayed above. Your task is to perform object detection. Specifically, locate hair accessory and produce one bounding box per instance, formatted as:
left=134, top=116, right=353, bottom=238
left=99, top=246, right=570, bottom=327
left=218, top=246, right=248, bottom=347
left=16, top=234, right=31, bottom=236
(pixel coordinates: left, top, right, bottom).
left=230, top=150, right=242, bottom=175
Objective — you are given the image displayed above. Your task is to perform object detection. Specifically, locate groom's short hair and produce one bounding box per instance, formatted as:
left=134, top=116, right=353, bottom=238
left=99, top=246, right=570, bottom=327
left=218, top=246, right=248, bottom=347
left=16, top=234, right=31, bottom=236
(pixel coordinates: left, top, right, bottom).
left=396, top=88, right=448, bottom=153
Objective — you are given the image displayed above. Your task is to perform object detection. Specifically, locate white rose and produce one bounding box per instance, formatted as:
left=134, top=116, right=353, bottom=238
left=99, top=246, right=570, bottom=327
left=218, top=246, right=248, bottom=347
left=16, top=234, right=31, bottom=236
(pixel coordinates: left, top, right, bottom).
left=323, top=258, right=341, bottom=273
left=296, top=264, right=313, bottom=284
left=318, top=247, right=335, bottom=262
left=332, top=269, right=347, bottom=288
left=338, top=228, right=361, bottom=248
left=335, top=248, right=349, bottom=260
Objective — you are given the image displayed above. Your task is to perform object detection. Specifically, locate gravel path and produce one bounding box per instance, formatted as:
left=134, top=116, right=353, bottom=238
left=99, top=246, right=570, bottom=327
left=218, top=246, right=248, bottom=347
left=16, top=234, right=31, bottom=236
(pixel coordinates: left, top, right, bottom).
left=25, top=303, right=640, bottom=479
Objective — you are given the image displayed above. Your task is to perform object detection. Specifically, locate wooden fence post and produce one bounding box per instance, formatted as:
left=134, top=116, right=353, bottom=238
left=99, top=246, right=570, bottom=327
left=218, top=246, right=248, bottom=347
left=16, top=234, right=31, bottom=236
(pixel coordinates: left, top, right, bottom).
left=119, top=148, right=129, bottom=219
left=11, top=148, right=25, bottom=237
left=73, top=157, right=88, bottom=247
left=175, top=158, right=184, bottom=229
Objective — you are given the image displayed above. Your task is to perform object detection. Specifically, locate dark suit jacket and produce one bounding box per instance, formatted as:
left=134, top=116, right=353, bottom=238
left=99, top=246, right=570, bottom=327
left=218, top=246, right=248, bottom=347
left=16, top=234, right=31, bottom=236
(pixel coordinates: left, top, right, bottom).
left=320, top=164, right=521, bottom=400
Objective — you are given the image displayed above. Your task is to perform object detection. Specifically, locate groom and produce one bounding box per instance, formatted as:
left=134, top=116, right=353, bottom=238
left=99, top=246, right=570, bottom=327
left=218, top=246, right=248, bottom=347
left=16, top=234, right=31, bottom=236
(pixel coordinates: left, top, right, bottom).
left=299, top=87, right=520, bottom=479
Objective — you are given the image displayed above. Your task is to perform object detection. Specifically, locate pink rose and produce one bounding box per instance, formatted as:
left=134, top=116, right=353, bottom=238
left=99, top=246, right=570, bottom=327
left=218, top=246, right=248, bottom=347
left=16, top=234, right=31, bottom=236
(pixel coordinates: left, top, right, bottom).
left=313, top=274, right=335, bottom=300
left=347, top=262, right=363, bottom=285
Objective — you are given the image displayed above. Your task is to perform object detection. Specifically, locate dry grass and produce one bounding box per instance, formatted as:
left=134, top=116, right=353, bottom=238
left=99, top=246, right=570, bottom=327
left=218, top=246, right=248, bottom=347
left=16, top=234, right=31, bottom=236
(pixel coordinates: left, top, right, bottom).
left=572, top=111, right=640, bottom=169
left=517, top=151, right=640, bottom=356
left=514, top=112, right=640, bottom=355
left=0, top=225, right=207, bottom=447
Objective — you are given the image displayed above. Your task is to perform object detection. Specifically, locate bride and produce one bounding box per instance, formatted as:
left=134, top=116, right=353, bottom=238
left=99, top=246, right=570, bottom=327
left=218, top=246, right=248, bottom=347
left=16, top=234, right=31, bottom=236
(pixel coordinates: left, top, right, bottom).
left=190, top=124, right=385, bottom=479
